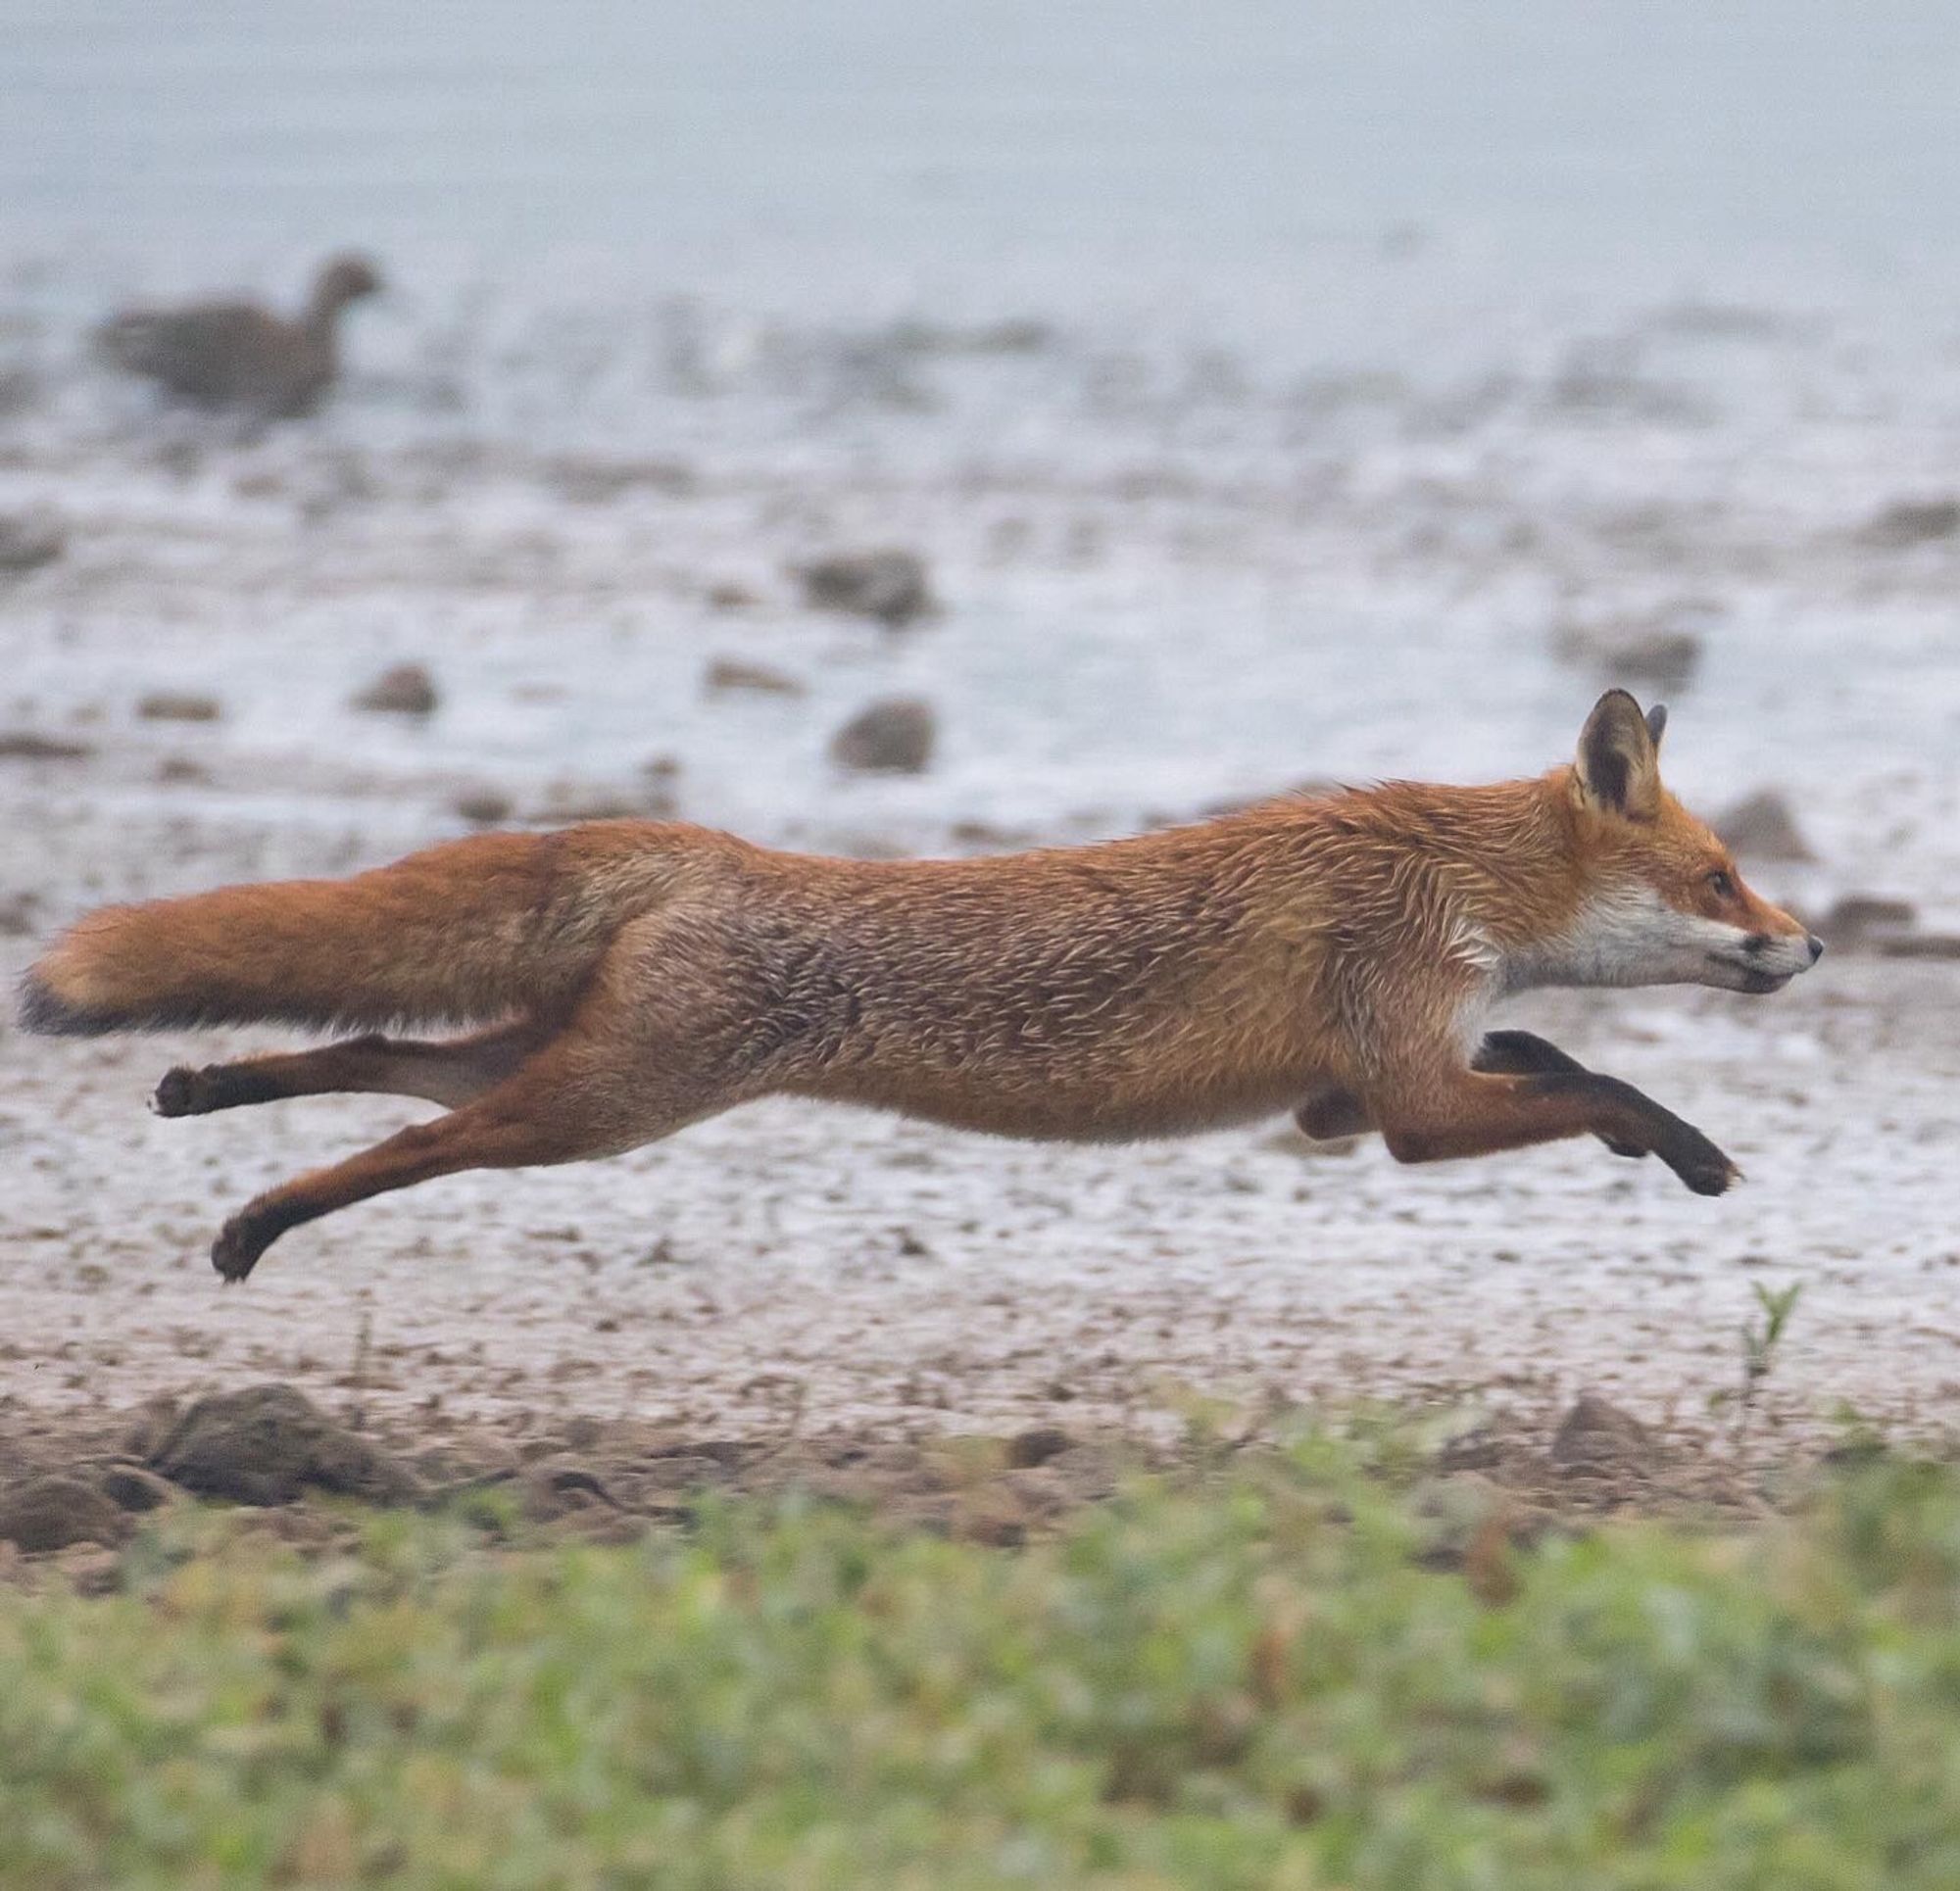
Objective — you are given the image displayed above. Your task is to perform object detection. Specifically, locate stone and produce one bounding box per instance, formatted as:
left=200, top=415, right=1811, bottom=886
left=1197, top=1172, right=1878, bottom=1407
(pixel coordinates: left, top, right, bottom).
left=0, top=1477, right=129, bottom=1554
left=796, top=549, right=935, bottom=627
left=1714, top=790, right=1814, bottom=863
left=148, top=1382, right=421, bottom=1507
left=829, top=697, right=936, bottom=774
left=350, top=662, right=438, bottom=716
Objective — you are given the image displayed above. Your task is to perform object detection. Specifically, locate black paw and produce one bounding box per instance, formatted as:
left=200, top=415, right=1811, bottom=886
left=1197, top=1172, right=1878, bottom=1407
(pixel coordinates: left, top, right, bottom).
left=211, top=1214, right=270, bottom=1283
left=151, top=1066, right=208, bottom=1117
left=153, top=1064, right=250, bottom=1117
left=1670, top=1141, right=1742, bottom=1197
left=1601, top=1138, right=1647, bottom=1160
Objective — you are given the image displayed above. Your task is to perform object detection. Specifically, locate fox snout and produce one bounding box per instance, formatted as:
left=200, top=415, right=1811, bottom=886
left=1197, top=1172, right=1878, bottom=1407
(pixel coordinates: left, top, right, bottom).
left=1695, top=886, right=1821, bottom=994
left=1727, top=923, right=1824, bottom=994
left=1742, top=927, right=1825, bottom=964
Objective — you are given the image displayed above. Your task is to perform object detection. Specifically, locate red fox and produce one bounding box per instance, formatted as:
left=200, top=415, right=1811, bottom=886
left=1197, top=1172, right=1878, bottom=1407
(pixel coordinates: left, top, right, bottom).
left=19, top=690, right=1821, bottom=1282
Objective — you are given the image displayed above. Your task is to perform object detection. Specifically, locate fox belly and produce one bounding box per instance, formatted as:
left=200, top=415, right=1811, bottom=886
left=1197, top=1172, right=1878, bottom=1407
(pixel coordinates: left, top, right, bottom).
left=788, top=1053, right=1318, bottom=1143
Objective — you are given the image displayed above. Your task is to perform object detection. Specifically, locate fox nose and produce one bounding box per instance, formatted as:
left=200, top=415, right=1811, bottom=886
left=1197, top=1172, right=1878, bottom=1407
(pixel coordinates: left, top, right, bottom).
left=1806, top=934, right=1825, bottom=964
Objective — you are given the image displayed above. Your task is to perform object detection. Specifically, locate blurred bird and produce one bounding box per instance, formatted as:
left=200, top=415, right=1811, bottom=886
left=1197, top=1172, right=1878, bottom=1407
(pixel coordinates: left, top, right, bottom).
left=96, top=253, right=383, bottom=418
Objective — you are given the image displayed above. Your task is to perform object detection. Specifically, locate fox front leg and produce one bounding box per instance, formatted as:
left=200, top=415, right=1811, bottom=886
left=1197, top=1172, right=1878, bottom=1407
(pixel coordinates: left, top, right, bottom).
left=1301, top=1037, right=1649, bottom=1158
left=1472, top=1030, right=1643, bottom=1158
left=1373, top=1063, right=1741, bottom=1197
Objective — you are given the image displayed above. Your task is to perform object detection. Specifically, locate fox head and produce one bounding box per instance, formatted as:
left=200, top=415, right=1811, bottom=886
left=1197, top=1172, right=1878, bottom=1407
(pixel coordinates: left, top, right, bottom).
left=1557, top=690, right=1823, bottom=995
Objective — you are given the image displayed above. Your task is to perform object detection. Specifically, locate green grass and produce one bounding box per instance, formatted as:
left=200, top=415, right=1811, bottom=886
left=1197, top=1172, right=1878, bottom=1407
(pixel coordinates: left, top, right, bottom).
left=7, top=1440, right=1960, bottom=1889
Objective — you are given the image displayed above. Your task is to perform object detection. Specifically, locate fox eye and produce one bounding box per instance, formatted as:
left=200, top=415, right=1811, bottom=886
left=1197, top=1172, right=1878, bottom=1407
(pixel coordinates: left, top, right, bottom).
left=1707, top=869, right=1736, bottom=901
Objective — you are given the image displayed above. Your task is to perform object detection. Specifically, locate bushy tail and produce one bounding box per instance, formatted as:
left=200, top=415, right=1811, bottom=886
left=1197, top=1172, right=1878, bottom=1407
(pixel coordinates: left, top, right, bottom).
left=19, top=825, right=684, bottom=1038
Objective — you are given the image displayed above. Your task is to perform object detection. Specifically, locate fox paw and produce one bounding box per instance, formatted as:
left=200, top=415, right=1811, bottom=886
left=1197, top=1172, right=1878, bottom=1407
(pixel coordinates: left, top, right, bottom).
left=152, top=1066, right=216, bottom=1117
left=1674, top=1148, right=1742, bottom=1197
left=211, top=1214, right=270, bottom=1284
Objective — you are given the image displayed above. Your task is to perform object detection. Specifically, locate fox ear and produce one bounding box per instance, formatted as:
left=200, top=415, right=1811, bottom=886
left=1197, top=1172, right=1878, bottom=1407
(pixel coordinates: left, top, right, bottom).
left=1574, top=690, right=1662, bottom=819
left=1644, top=703, right=1667, bottom=749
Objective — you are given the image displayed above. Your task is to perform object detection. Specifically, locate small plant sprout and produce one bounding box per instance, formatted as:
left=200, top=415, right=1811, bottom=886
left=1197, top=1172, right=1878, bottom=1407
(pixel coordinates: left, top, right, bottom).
left=1711, top=1281, right=1804, bottom=1454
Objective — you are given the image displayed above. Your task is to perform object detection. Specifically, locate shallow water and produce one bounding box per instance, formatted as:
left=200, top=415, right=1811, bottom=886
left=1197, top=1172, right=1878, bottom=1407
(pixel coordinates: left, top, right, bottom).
left=4, top=9, right=1958, bottom=857
left=11, top=2, right=1960, bottom=281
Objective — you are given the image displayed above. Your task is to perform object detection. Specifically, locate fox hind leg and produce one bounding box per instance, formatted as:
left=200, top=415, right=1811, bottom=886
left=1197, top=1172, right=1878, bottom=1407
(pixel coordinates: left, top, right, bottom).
left=152, top=1021, right=551, bottom=1118
left=205, top=1018, right=730, bottom=1283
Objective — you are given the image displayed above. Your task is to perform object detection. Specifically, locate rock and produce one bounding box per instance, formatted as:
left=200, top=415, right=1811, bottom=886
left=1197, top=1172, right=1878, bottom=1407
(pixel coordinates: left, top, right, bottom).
left=1549, top=1394, right=1651, bottom=1473
left=0, top=891, right=38, bottom=936
left=1004, top=1425, right=1074, bottom=1470
left=1817, top=894, right=1917, bottom=948
left=136, top=691, right=222, bottom=723
left=156, top=756, right=212, bottom=785
left=1714, top=790, right=1815, bottom=863
left=0, top=731, right=92, bottom=760
left=519, top=1459, right=621, bottom=1525
left=350, top=662, right=438, bottom=716
left=531, top=785, right=655, bottom=823
left=0, top=1476, right=129, bottom=1553
left=1861, top=496, right=1960, bottom=549
left=0, top=510, right=64, bottom=573
left=829, top=697, right=936, bottom=774
left=796, top=549, right=935, bottom=627
left=148, top=1382, right=422, bottom=1507
left=453, top=789, right=514, bottom=826
left=704, top=657, right=806, bottom=698
left=706, top=581, right=762, bottom=611
left=1550, top=603, right=1711, bottom=694
left=1875, top=933, right=1960, bottom=961
left=98, top=1464, right=178, bottom=1513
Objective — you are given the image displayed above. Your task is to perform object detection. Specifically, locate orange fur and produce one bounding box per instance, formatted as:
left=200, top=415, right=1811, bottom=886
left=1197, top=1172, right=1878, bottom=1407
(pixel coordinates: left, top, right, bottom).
left=19, top=692, right=1822, bottom=1280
